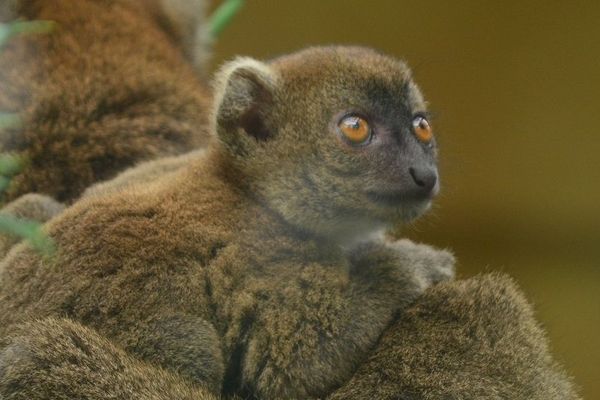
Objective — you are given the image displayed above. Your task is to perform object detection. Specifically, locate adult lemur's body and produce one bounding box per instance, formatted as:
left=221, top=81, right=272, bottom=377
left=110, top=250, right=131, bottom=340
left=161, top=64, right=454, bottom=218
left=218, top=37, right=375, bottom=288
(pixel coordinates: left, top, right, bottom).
left=0, top=0, right=211, bottom=203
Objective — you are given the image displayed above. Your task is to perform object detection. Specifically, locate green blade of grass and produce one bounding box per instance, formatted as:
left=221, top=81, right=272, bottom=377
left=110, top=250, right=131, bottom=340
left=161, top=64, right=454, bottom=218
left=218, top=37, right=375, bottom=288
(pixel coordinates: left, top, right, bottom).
left=0, top=112, right=21, bottom=129
left=0, top=175, right=11, bottom=193
left=0, top=20, right=56, bottom=48
left=0, top=153, right=23, bottom=177
left=0, top=20, right=56, bottom=257
left=208, top=0, right=245, bottom=39
left=0, top=214, right=55, bottom=255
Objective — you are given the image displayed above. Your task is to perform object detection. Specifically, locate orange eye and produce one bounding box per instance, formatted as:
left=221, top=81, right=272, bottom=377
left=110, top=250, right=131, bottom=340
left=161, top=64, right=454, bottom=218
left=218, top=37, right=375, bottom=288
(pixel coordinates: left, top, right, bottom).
left=339, top=115, right=371, bottom=144
left=412, top=115, right=433, bottom=144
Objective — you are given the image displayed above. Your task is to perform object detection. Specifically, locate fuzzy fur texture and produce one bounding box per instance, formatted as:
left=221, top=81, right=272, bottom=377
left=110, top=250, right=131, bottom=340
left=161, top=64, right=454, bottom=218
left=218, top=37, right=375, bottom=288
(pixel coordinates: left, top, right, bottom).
left=0, top=0, right=212, bottom=203
left=330, top=273, right=581, bottom=400
left=151, top=0, right=212, bottom=73
left=82, top=149, right=206, bottom=199
left=0, top=318, right=218, bottom=400
left=0, top=275, right=580, bottom=400
left=0, top=3, right=580, bottom=397
left=0, top=151, right=206, bottom=243
left=0, top=47, right=458, bottom=399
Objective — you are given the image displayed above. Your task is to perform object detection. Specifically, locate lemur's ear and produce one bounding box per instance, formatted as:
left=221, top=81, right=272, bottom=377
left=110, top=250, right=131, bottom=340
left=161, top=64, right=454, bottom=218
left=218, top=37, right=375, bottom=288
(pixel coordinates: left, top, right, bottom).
left=0, top=0, right=22, bottom=21
left=145, top=0, right=211, bottom=71
left=213, top=57, right=278, bottom=147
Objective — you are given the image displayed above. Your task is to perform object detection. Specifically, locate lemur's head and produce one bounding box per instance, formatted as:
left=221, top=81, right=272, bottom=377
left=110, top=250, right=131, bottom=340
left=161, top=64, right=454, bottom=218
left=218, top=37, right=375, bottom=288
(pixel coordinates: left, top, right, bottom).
left=213, top=46, right=439, bottom=240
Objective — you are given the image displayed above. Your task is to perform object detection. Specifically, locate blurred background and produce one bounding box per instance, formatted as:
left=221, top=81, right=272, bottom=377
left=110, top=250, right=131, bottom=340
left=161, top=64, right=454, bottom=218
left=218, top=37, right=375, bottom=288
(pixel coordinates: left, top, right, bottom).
left=210, top=1, right=599, bottom=397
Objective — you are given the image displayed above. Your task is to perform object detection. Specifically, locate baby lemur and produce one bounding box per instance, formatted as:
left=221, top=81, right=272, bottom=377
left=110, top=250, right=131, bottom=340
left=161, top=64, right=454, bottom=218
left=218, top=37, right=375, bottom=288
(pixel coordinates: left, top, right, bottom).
left=0, top=46, right=455, bottom=399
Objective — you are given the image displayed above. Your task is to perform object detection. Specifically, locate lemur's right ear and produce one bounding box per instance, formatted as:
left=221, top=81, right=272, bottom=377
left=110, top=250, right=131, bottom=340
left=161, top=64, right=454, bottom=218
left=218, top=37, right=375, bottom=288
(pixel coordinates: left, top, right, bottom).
left=213, top=57, right=278, bottom=148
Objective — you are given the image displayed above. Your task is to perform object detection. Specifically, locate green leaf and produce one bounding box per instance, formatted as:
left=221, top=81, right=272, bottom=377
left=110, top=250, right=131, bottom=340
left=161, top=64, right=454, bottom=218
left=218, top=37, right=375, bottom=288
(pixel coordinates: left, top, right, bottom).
left=0, top=214, right=55, bottom=255
left=0, top=21, right=56, bottom=257
left=208, top=0, right=245, bottom=39
left=0, top=175, right=11, bottom=193
left=0, top=153, right=23, bottom=177
left=0, top=112, right=21, bottom=129
left=0, top=20, right=56, bottom=49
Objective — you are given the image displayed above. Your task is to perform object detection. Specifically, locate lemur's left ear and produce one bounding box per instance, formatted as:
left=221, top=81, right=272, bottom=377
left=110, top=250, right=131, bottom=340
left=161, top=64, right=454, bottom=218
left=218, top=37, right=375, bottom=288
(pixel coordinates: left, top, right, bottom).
left=213, top=57, right=278, bottom=148
left=0, top=0, right=21, bottom=21
left=144, top=0, right=211, bottom=71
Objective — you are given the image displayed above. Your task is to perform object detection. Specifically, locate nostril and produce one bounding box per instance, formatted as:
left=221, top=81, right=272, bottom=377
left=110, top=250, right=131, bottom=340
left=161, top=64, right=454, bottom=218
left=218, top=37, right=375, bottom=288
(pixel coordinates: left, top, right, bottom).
left=409, top=166, right=438, bottom=193
left=409, top=167, right=425, bottom=187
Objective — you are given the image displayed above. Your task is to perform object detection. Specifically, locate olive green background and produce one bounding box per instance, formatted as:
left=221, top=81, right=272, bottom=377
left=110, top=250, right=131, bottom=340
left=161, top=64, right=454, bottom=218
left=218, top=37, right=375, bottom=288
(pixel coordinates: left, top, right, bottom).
left=210, top=1, right=600, bottom=397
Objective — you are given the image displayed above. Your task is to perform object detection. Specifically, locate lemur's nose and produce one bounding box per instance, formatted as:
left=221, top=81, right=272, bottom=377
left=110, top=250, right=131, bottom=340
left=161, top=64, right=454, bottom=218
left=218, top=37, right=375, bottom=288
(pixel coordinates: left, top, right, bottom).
left=409, top=166, right=439, bottom=198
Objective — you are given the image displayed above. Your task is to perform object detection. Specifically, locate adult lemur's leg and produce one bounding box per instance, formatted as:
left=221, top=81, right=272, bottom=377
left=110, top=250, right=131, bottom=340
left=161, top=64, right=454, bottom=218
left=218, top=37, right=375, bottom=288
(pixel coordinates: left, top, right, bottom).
left=0, top=318, right=219, bottom=400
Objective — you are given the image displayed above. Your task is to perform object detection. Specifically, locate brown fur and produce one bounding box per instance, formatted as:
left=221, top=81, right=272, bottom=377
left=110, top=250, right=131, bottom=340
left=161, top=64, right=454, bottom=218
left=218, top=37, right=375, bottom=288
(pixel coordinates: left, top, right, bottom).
left=0, top=9, right=579, bottom=393
left=0, top=151, right=205, bottom=253
left=0, top=318, right=218, bottom=400
left=144, top=0, right=212, bottom=72
left=0, top=275, right=579, bottom=399
left=330, top=273, right=581, bottom=400
left=82, top=149, right=206, bottom=198
left=0, top=46, right=458, bottom=399
left=0, top=0, right=212, bottom=203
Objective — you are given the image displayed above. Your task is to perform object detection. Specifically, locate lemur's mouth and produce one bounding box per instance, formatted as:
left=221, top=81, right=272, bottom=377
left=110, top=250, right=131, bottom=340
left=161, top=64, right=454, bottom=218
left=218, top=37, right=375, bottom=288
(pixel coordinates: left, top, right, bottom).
left=366, top=190, right=432, bottom=206
left=366, top=191, right=407, bottom=206
left=366, top=191, right=433, bottom=222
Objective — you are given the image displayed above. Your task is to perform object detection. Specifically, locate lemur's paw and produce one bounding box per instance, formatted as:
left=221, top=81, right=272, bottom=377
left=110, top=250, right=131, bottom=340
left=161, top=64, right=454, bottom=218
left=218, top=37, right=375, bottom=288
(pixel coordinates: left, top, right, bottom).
left=386, top=239, right=456, bottom=289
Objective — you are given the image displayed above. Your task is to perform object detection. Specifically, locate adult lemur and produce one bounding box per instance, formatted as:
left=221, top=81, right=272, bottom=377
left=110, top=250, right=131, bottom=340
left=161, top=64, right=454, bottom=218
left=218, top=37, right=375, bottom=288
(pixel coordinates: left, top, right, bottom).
left=0, top=0, right=212, bottom=203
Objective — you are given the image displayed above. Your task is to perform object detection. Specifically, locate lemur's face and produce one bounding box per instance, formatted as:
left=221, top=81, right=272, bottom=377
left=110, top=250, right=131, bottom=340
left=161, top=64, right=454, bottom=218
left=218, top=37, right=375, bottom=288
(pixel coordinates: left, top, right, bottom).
left=215, top=46, right=439, bottom=239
